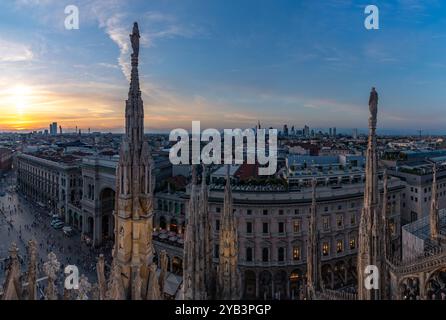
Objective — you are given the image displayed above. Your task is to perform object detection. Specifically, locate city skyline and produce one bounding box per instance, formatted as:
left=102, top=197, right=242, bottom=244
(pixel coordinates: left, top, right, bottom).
left=2, top=0, right=446, bottom=133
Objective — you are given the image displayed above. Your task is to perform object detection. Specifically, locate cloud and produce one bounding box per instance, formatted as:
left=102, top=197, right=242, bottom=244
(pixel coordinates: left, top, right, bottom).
left=0, top=39, right=34, bottom=62
left=91, top=3, right=201, bottom=80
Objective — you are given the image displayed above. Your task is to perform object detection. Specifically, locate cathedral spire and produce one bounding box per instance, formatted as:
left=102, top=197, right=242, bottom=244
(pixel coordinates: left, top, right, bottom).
left=358, top=87, right=383, bottom=300
left=306, top=178, right=320, bottom=299
left=183, top=165, right=214, bottom=299
left=200, top=165, right=215, bottom=298
left=217, top=165, right=241, bottom=299
left=126, top=22, right=144, bottom=147
left=380, top=171, right=390, bottom=299
left=430, top=163, right=440, bottom=241
left=113, top=22, right=156, bottom=299
left=183, top=165, right=201, bottom=299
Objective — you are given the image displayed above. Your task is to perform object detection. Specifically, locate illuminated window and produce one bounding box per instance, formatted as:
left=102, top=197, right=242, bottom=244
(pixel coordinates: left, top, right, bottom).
left=293, top=246, right=300, bottom=260
left=293, top=219, right=301, bottom=233
left=336, top=239, right=343, bottom=253
left=322, top=242, right=329, bottom=256
left=349, top=238, right=356, bottom=250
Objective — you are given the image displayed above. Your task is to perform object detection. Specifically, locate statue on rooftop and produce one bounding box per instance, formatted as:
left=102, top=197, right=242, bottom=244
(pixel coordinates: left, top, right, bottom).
left=130, top=22, right=140, bottom=57
left=369, top=87, right=378, bottom=124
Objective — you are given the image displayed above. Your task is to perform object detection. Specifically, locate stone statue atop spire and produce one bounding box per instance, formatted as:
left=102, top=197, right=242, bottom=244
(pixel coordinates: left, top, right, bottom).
left=369, top=87, right=378, bottom=128
left=130, top=22, right=140, bottom=57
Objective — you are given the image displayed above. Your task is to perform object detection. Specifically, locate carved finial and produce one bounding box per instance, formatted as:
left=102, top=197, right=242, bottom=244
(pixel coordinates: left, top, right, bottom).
left=43, top=252, right=60, bottom=300
left=1, top=243, right=22, bottom=300
left=77, top=275, right=92, bottom=300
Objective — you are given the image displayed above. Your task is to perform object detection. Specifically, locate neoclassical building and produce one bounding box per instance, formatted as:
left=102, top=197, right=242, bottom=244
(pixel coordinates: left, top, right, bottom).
left=152, top=170, right=405, bottom=299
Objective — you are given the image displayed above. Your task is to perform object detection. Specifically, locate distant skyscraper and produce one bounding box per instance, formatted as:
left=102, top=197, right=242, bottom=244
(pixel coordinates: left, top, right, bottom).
left=329, top=128, right=332, bottom=137
left=59, top=126, right=62, bottom=135
left=49, top=122, right=57, bottom=136
left=283, top=124, right=289, bottom=136
left=303, top=125, right=310, bottom=137
left=333, top=127, right=336, bottom=137
left=352, top=128, right=358, bottom=139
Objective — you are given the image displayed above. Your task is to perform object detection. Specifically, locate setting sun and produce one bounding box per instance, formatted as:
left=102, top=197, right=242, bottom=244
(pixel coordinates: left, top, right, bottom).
left=11, top=85, right=32, bottom=114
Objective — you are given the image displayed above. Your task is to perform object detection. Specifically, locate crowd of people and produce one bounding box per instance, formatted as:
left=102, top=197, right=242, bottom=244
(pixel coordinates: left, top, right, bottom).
left=0, top=190, right=113, bottom=286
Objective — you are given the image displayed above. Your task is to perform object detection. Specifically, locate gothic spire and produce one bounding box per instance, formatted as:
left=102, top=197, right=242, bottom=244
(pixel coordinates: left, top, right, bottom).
left=430, top=163, right=440, bottom=240
left=380, top=171, right=390, bottom=299
left=113, top=22, right=156, bottom=300
left=357, top=87, right=383, bottom=300
left=217, top=165, right=240, bottom=299
left=200, top=164, right=214, bottom=298
left=125, top=21, right=144, bottom=147
left=183, top=165, right=201, bottom=299
left=1, top=243, right=22, bottom=300
left=306, top=178, right=320, bottom=299
left=183, top=165, right=214, bottom=299
left=26, top=240, right=37, bottom=300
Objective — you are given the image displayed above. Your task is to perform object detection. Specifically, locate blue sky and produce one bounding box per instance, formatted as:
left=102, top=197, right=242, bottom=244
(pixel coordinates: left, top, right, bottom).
left=1, top=0, right=446, bottom=133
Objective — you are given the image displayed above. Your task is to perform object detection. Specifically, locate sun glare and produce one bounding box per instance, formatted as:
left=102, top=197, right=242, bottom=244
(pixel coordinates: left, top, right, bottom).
left=11, top=85, right=32, bottom=115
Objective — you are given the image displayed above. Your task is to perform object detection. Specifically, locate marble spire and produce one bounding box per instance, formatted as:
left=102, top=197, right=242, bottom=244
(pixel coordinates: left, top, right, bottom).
left=357, top=87, right=383, bottom=300
left=113, top=22, right=156, bottom=299
left=26, top=240, right=37, bottom=300
left=1, top=243, right=22, bottom=300
left=306, top=178, right=320, bottom=299
left=200, top=165, right=215, bottom=298
left=183, top=165, right=214, bottom=299
left=380, top=171, right=390, bottom=299
left=430, top=163, right=440, bottom=241
left=183, top=165, right=202, bottom=299
left=217, top=165, right=241, bottom=299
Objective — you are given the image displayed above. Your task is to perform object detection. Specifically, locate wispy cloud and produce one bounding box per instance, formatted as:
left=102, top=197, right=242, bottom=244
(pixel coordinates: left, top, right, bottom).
left=0, top=39, right=34, bottom=62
